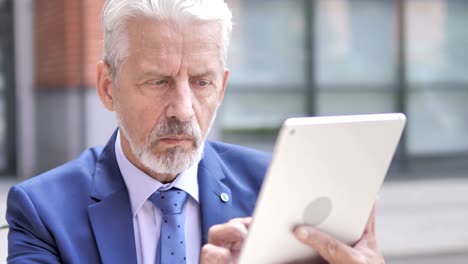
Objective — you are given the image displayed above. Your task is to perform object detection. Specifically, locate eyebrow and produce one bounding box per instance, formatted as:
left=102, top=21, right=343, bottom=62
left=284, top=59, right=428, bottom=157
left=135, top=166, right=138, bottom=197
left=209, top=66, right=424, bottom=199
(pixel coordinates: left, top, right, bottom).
left=191, top=69, right=219, bottom=78
left=138, top=71, right=170, bottom=79
left=137, top=68, right=221, bottom=80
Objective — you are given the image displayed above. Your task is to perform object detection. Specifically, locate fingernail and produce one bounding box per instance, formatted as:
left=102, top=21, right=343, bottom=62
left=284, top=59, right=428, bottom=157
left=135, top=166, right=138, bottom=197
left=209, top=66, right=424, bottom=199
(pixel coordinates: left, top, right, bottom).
left=295, top=226, right=309, bottom=240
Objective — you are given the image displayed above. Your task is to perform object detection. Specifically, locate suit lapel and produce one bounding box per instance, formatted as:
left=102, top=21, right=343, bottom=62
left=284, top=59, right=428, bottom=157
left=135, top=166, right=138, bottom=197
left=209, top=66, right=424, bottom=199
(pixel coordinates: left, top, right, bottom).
left=88, top=190, right=136, bottom=264
left=198, top=143, right=235, bottom=244
left=88, top=131, right=137, bottom=264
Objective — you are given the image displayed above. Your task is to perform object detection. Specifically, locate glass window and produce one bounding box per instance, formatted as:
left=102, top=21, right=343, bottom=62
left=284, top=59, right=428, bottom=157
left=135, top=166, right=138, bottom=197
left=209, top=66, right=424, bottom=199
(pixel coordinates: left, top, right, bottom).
left=221, top=0, right=307, bottom=150
left=408, top=89, right=468, bottom=155
left=318, top=89, right=396, bottom=116
left=316, top=0, right=396, bottom=86
left=221, top=0, right=468, bottom=174
left=221, top=92, right=305, bottom=130
left=315, top=0, right=397, bottom=116
left=406, top=0, right=468, bottom=155
left=227, top=0, right=306, bottom=86
left=407, top=0, right=468, bottom=83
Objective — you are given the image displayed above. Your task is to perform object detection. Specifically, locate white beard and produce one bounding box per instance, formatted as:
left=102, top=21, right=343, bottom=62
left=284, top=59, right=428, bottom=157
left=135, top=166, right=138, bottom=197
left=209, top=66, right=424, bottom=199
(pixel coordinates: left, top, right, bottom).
left=137, top=138, right=205, bottom=175
left=116, top=113, right=205, bottom=176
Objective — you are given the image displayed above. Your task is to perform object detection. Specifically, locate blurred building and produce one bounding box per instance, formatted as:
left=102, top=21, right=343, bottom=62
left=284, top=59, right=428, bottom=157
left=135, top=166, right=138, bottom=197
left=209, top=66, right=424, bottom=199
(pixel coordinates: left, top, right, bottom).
left=1, top=0, right=115, bottom=178
left=0, top=0, right=467, bottom=179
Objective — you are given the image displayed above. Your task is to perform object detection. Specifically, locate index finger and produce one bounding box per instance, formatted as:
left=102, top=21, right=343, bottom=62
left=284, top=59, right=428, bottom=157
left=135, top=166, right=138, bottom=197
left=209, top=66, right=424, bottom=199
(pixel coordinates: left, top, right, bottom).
left=208, top=221, right=248, bottom=249
left=228, top=217, right=252, bottom=228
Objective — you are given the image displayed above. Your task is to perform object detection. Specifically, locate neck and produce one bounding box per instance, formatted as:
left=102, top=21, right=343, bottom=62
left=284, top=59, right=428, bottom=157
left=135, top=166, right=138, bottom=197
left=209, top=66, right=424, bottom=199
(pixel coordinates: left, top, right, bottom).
left=152, top=172, right=178, bottom=184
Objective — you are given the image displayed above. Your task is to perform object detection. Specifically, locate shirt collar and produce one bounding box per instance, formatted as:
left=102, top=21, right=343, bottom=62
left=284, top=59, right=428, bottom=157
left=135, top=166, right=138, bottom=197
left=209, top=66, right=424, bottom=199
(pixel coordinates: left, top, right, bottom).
left=115, top=130, right=199, bottom=217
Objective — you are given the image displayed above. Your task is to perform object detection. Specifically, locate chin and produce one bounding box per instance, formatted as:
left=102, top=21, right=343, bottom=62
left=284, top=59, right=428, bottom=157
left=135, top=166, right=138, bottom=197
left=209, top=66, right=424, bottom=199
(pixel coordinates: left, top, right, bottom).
left=139, top=143, right=204, bottom=176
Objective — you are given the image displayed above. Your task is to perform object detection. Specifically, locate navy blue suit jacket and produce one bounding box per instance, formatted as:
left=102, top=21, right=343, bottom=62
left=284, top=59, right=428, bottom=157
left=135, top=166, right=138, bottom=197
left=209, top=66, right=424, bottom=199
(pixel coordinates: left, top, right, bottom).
left=6, top=132, right=270, bottom=263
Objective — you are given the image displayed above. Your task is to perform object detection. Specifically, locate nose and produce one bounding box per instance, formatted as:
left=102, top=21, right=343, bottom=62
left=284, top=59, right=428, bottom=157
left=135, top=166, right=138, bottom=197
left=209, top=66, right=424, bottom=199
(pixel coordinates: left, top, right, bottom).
left=165, top=81, right=195, bottom=122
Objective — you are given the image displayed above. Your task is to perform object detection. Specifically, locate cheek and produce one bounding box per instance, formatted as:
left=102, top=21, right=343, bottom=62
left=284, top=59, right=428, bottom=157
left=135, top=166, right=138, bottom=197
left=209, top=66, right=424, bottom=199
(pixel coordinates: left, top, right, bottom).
left=194, top=96, right=220, bottom=132
left=138, top=104, right=165, bottom=130
left=117, top=96, right=163, bottom=135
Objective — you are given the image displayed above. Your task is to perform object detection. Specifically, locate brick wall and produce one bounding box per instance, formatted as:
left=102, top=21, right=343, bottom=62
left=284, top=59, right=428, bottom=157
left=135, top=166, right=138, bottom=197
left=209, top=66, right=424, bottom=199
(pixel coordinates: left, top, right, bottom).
left=83, top=0, right=105, bottom=88
left=35, top=0, right=105, bottom=89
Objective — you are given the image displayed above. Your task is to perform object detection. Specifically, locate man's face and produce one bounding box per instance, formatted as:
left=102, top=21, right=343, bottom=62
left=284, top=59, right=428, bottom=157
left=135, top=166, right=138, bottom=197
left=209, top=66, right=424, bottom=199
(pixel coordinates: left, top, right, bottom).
left=98, top=18, right=229, bottom=182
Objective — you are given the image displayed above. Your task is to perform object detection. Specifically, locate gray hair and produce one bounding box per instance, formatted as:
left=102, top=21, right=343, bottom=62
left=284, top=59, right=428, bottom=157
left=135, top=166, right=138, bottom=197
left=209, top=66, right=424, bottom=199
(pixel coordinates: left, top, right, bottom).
left=102, top=0, right=233, bottom=80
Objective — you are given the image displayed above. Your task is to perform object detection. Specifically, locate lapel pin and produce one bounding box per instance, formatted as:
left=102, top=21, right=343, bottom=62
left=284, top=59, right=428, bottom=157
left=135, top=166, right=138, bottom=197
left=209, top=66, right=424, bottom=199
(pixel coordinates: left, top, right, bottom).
left=220, top=192, right=229, bottom=203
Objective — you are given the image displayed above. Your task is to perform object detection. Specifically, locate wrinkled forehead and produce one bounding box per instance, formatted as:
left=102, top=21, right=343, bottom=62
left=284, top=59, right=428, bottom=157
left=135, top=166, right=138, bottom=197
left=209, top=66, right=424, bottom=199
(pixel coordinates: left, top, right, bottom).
left=125, top=17, right=223, bottom=58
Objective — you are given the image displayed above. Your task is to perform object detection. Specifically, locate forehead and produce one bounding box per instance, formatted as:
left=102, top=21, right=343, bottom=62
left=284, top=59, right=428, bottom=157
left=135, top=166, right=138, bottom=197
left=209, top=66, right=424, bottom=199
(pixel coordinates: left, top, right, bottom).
left=125, top=18, right=223, bottom=60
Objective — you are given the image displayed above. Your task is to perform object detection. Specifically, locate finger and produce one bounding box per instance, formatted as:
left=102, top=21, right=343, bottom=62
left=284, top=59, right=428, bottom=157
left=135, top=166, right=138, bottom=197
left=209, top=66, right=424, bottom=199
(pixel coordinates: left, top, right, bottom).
left=208, top=221, right=248, bottom=247
left=364, top=204, right=377, bottom=236
left=228, top=217, right=252, bottom=228
left=356, top=205, right=379, bottom=250
left=227, top=218, right=252, bottom=251
left=201, top=244, right=233, bottom=264
left=294, top=226, right=362, bottom=263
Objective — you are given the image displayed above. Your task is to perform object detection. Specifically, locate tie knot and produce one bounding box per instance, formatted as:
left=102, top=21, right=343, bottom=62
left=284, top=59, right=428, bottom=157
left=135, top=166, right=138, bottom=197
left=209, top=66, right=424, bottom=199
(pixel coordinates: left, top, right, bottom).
left=149, top=188, right=188, bottom=215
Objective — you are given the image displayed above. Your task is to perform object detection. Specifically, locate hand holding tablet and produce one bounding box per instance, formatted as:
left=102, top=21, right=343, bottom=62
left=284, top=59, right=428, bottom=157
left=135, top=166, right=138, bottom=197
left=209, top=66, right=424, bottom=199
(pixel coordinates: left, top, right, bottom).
left=202, top=113, right=406, bottom=264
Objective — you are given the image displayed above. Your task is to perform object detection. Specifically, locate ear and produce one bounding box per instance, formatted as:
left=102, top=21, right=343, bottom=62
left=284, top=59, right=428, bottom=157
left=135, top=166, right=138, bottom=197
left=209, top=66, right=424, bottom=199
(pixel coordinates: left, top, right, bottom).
left=96, top=61, right=116, bottom=111
left=218, top=68, right=229, bottom=105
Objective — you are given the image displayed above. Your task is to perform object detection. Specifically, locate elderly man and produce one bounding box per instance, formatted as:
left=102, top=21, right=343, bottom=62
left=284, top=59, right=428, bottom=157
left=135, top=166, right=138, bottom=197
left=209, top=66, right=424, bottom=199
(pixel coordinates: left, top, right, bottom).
left=6, top=0, right=384, bottom=263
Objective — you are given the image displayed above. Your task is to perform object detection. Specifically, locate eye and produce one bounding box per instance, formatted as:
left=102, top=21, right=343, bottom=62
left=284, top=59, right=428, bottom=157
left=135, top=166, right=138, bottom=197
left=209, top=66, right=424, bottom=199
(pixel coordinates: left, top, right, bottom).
left=155, top=80, right=166, bottom=85
left=199, top=80, right=209, bottom=86
left=147, top=79, right=168, bottom=86
left=193, top=79, right=211, bottom=87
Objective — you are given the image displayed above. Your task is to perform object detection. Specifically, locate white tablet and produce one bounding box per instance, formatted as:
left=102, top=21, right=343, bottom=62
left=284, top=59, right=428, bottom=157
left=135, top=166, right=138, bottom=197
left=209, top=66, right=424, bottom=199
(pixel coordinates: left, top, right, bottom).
left=238, top=113, right=406, bottom=263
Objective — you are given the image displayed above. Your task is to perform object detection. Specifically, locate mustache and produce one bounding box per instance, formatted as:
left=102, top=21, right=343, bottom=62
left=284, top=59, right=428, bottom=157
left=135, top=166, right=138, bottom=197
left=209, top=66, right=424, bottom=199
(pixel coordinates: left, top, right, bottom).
left=151, top=118, right=201, bottom=143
